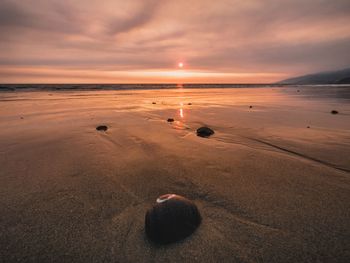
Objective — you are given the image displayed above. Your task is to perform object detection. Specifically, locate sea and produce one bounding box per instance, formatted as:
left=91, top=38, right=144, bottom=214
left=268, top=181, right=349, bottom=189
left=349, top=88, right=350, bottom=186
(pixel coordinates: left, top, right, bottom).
left=0, top=83, right=350, bottom=92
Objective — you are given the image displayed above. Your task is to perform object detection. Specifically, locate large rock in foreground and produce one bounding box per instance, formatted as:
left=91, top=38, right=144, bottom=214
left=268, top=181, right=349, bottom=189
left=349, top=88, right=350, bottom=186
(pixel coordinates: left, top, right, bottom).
left=145, top=194, right=201, bottom=244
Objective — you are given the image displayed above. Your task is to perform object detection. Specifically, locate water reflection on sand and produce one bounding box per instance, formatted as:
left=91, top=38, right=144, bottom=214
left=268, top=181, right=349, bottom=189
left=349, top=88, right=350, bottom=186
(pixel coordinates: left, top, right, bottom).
left=0, top=85, right=350, bottom=262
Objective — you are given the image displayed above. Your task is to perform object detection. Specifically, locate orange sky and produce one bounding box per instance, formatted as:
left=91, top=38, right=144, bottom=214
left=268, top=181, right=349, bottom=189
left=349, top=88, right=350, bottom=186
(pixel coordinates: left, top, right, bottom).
left=0, top=0, right=349, bottom=83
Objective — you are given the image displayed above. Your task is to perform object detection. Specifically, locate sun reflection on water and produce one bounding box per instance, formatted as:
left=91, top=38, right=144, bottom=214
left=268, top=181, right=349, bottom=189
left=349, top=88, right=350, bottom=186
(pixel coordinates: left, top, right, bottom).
left=179, top=102, right=184, bottom=118
left=179, top=108, right=184, bottom=118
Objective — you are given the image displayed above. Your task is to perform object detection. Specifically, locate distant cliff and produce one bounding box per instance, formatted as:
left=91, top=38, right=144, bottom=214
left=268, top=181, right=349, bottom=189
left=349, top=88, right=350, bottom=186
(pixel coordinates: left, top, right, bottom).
left=278, top=68, right=350, bottom=84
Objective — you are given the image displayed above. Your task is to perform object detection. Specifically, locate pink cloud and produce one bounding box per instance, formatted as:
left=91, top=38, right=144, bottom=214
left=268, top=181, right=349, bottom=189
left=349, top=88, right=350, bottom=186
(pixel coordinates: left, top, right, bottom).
left=0, top=0, right=349, bottom=83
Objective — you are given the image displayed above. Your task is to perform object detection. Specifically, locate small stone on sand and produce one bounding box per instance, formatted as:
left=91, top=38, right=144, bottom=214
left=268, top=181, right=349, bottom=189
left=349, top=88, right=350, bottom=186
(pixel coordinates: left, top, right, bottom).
left=331, top=110, right=338, bottom=114
left=145, top=194, right=201, bottom=244
left=167, top=118, right=174, bottom=122
left=249, top=105, right=253, bottom=108
left=188, top=103, right=192, bottom=105
left=307, top=126, right=310, bottom=128
left=152, top=102, right=156, bottom=104
left=196, top=127, right=214, bottom=137
left=96, top=125, right=108, bottom=131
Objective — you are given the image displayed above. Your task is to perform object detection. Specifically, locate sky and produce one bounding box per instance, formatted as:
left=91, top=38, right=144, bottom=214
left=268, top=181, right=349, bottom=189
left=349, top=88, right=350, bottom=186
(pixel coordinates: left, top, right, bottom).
left=0, top=0, right=349, bottom=83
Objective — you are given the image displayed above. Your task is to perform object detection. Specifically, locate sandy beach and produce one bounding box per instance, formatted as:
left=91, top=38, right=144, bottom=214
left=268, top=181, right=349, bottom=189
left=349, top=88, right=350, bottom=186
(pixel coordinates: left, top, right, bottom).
left=0, top=86, right=349, bottom=262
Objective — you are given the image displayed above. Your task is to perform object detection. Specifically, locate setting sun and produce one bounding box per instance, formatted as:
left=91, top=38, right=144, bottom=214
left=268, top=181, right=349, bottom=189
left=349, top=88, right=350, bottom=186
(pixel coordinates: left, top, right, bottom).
left=178, top=62, right=184, bottom=69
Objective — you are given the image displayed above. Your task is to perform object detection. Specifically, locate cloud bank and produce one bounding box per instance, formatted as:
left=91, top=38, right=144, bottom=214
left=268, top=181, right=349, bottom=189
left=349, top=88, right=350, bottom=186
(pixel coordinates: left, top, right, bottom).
left=0, top=0, right=349, bottom=83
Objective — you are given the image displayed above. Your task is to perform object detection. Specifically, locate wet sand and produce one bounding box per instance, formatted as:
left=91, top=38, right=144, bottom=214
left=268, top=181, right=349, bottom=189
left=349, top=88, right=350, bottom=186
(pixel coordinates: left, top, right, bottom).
left=0, top=86, right=349, bottom=262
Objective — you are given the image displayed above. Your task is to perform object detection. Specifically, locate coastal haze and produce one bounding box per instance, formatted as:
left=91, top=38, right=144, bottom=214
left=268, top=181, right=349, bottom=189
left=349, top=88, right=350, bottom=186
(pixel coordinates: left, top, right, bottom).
left=1, top=0, right=350, bottom=263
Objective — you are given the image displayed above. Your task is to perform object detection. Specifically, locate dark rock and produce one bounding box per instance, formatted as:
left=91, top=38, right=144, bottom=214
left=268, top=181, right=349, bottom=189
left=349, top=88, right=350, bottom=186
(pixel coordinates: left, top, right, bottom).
left=167, top=118, right=174, bottom=122
left=249, top=105, right=253, bottom=108
left=152, top=102, right=156, bottom=104
left=331, top=110, right=339, bottom=114
left=297, top=90, right=300, bottom=92
left=188, top=103, right=192, bottom=105
left=145, top=194, right=201, bottom=244
left=307, top=126, right=310, bottom=128
left=20, top=117, right=24, bottom=119
left=196, top=127, right=214, bottom=137
left=96, top=125, right=108, bottom=131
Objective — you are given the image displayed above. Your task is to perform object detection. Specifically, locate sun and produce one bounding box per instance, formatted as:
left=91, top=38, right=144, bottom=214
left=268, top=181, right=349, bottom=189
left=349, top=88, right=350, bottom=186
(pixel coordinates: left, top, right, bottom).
left=178, top=62, right=184, bottom=68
